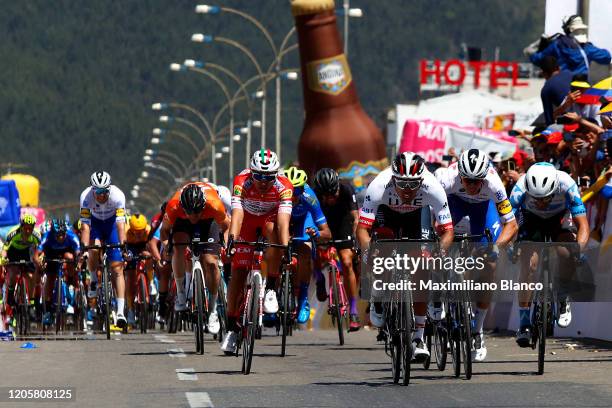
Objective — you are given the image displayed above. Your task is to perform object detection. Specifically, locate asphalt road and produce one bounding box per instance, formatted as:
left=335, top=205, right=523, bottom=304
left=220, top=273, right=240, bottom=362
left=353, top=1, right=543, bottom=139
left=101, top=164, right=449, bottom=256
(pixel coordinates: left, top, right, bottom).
left=2, top=326, right=612, bottom=408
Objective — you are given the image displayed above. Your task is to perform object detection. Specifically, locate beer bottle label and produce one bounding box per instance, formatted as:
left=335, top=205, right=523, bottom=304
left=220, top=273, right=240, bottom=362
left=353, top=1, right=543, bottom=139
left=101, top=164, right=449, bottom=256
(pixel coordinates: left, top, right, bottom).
left=306, top=54, right=352, bottom=96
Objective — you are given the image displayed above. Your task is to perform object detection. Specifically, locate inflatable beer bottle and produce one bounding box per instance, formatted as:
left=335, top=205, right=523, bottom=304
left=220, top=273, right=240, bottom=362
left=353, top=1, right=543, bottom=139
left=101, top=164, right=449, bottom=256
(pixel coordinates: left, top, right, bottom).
left=291, top=0, right=387, bottom=189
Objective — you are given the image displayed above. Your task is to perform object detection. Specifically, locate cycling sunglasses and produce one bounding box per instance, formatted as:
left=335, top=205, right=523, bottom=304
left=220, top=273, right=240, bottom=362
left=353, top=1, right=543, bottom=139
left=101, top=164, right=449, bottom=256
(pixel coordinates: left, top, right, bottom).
left=394, top=178, right=422, bottom=190
left=252, top=172, right=276, bottom=182
left=534, top=195, right=553, bottom=204
left=461, top=177, right=483, bottom=185
left=95, top=188, right=110, bottom=195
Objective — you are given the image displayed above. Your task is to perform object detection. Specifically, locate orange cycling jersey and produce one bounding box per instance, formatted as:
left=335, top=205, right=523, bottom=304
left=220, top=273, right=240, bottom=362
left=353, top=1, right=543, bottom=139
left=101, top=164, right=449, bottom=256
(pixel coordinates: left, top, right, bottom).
left=231, top=169, right=293, bottom=216
left=126, top=225, right=151, bottom=245
left=165, top=182, right=227, bottom=225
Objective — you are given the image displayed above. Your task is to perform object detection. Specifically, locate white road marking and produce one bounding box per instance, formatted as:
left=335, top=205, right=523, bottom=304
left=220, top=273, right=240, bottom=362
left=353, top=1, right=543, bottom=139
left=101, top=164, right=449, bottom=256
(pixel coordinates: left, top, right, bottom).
left=167, top=347, right=186, bottom=358
left=185, top=392, right=214, bottom=408
left=176, top=368, right=198, bottom=381
left=153, top=334, right=176, bottom=343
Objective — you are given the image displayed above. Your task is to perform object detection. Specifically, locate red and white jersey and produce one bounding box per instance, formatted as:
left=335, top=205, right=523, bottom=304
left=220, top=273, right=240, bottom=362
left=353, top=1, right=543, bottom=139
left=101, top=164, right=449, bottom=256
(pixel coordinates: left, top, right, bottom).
left=231, top=169, right=293, bottom=216
left=435, top=162, right=515, bottom=224
left=359, top=168, right=452, bottom=231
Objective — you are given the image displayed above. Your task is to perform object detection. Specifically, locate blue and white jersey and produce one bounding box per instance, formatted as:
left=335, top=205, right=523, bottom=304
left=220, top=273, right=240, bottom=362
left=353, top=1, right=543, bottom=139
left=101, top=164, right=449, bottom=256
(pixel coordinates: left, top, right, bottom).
left=38, top=230, right=80, bottom=253
left=291, top=184, right=327, bottom=227
left=79, top=185, right=126, bottom=224
left=435, top=163, right=515, bottom=224
left=510, top=170, right=586, bottom=219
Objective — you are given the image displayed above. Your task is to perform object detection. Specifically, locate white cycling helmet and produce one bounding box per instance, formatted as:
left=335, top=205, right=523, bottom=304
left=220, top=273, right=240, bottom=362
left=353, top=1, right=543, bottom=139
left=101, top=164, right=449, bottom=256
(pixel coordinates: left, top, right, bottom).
left=458, top=148, right=489, bottom=179
left=525, top=162, right=559, bottom=198
left=90, top=171, right=112, bottom=189
left=250, top=149, right=280, bottom=173
left=391, top=151, right=425, bottom=180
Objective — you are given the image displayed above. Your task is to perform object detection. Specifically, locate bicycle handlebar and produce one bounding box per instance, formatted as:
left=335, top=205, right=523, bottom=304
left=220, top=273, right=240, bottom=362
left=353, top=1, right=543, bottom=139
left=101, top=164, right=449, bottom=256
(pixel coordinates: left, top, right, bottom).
left=82, top=243, right=126, bottom=250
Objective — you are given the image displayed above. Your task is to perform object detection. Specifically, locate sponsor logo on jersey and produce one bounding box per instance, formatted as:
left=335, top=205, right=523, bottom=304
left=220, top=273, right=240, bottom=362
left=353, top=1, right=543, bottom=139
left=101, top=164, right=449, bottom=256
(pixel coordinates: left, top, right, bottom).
left=233, top=185, right=243, bottom=196
left=80, top=208, right=92, bottom=218
left=280, top=189, right=292, bottom=200
left=495, top=190, right=505, bottom=201
left=116, top=208, right=126, bottom=217
left=496, top=199, right=512, bottom=215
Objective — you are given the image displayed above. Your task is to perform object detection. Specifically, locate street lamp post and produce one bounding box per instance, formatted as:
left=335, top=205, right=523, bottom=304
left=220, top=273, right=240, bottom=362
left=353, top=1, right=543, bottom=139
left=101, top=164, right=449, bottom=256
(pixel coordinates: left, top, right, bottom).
left=191, top=34, right=267, bottom=150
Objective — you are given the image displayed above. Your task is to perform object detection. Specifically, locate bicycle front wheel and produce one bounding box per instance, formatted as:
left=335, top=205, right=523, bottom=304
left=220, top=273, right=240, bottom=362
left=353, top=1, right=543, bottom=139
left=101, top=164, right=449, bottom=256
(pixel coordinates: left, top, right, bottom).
left=138, top=276, right=148, bottom=334
left=460, top=301, right=473, bottom=380
left=103, top=267, right=111, bottom=340
left=280, top=268, right=290, bottom=357
left=194, top=268, right=205, bottom=355
left=401, top=291, right=413, bottom=386
left=55, top=277, right=64, bottom=335
left=243, top=281, right=260, bottom=375
left=331, top=266, right=345, bottom=346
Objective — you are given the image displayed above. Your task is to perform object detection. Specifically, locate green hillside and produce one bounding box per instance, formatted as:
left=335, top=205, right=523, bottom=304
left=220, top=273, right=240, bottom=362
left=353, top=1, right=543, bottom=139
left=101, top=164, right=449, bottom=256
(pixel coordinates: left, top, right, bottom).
left=0, top=0, right=544, bottom=215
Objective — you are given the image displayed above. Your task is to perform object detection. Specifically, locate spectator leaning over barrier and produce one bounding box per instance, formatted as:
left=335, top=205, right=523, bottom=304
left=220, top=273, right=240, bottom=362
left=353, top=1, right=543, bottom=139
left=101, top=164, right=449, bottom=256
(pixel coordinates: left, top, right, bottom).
left=540, top=56, right=573, bottom=125
left=525, top=15, right=611, bottom=79
left=554, top=80, right=601, bottom=123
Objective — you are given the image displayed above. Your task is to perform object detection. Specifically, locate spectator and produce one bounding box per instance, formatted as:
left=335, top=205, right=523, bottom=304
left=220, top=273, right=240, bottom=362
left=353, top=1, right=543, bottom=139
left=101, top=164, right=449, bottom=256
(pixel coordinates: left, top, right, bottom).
left=554, top=80, right=601, bottom=123
left=526, top=15, right=610, bottom=79
left=540, top=56, right=573, bottom=125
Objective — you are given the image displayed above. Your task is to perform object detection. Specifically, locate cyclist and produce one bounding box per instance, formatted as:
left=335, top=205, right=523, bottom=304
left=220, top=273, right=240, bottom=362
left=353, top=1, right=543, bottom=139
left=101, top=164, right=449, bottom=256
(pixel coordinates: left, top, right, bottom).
left=221, top=149, right=293, bottom=354
left=284, top=166, right=331, bottom=325
left=36, top=219, right=81, bottom=325
left=124, top=213, right=155, bottom=326
left=148, top=202, right=171, bottom=325
left=3, top=214, right=42, bottom=319
left=510, top=162, right=589, bottom=347
left=312, top=168, right=361, bottom=332
left=160, top=182, right=229, bottom=335
left=435, top=148, right=518, bottom=361
left=357, top=152, right=454, bottom=361
left=79, top=171, right=129, bottom=328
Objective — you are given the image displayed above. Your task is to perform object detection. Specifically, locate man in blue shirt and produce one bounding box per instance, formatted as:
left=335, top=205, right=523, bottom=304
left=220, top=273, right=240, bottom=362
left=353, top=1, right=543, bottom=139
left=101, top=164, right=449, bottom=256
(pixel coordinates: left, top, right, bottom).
left=540, top=56, right=573, bottom=125
left=528, top=15, right=610, bottom=79
left=36, top=219, right=81, bottom=326
left=285, top=167, right=331, bottom=324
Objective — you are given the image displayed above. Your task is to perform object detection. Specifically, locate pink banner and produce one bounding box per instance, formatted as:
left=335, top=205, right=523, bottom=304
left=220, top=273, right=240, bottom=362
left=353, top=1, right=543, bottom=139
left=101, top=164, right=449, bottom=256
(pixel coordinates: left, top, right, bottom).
left=399, top=119, right=517, bottom=162
left=399, top=119, right=448, bottom=163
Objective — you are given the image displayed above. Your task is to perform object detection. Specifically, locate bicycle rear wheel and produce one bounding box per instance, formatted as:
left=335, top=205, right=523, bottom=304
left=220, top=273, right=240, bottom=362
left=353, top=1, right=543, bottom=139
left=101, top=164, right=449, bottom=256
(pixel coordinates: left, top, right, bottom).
left=138, top=275, right=148, bottom=334
left=331, top=266, right=344, bottom=346
left=243, top=281, right=260, bottom=375
left=194, top=268, right=205, bottom=355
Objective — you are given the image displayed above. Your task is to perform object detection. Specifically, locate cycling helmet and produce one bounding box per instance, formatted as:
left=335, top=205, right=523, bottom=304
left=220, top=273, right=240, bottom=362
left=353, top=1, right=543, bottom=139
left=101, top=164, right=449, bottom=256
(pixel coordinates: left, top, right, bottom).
left=525, top=162, right=559, bottom=198
left=391, top=152, right=425, bottom=180
left=21, top=214, right=37, bottom=226
left=180, top=183, right=206, bottom=214
left=458, top=148, right=489, bottom=179
left=51, top=219, right=68, bottom=235
left=285, top=166, right=308, bottom=188
left=313, top=168, right=340, bottom=194
left=129, top=213, right=148, bottom=231
left=250, top=149, right=280, bottom=173
left=90, top=171, right=112, bottom=189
